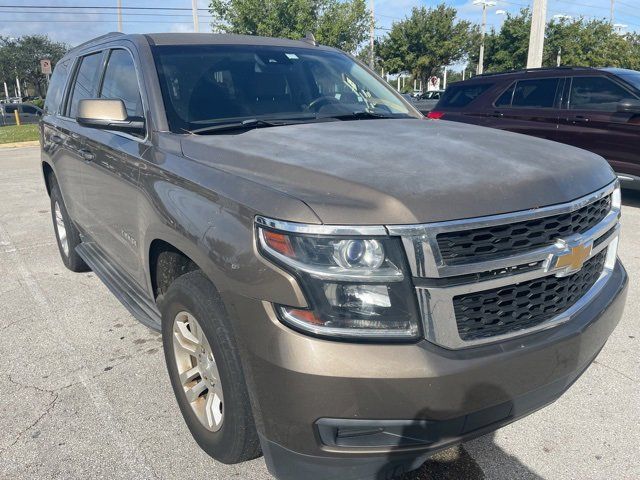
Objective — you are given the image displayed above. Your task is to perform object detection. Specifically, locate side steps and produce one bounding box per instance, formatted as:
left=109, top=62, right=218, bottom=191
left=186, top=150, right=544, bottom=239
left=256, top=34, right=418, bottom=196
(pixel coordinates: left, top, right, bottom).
left=76, top=242, right=161, bottom=331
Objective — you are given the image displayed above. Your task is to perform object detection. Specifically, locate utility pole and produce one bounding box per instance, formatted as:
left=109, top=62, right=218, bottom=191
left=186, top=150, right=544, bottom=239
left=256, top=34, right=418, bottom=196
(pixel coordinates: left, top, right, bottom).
left=369, top=0, right=375, bottom=69
left=117, top=0, right=123, bottom=32
left=443, top=67, right=448, bottom=90
left=15, top=76, right=21, bottom=99
left=474, top=0, right=496, bottom=75
left=556, top=47, right=562, bottom=67
left=192, top=0, right=200, bottom=32
left=527, top=0, right=547, bottom=68
left=610, top=0, right=615, bottom=23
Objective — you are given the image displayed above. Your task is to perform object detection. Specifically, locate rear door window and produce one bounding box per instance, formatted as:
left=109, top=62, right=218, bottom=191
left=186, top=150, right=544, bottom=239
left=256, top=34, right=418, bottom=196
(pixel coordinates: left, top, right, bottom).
left=439, top=83, right=492, bottom=108
left=67, top=52, right=104, bottom=118
left=99, top=49, right=144, bottom=118
left=22, top=105, right=38, bottom=114
left=44, top=59, right=71, bottom=115
left=569, top=76, right=637, bottom=111
left=511, top=78, right=560, bottom=108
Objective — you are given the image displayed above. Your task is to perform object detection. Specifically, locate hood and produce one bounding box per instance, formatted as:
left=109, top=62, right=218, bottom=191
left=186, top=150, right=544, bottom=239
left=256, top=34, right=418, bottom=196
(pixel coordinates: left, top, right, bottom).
left=180, top=119, right=616, bottom=225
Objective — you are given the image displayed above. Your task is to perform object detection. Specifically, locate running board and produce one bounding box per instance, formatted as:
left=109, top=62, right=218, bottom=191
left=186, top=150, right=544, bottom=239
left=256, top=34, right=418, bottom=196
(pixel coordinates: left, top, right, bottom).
left=76, top=242, right=161, bottom=332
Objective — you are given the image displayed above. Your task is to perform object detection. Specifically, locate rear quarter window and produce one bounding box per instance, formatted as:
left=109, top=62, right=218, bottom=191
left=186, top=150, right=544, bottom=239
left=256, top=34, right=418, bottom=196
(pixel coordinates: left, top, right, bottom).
left=44, top=59, right=71, bottom=115
left=439, top=83, right=492, bottom=108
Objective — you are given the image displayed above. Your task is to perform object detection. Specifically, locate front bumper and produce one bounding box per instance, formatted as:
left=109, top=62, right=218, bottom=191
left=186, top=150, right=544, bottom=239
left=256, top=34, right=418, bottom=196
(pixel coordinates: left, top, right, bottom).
left=225, top=260, right=627, bottom=480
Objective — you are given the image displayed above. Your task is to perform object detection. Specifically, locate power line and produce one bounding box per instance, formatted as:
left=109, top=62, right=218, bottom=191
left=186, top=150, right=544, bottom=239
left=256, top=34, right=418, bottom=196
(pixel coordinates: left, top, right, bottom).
left=0, top=9, right=213, bottom=17
left=0, top=4, right=211, bottom=11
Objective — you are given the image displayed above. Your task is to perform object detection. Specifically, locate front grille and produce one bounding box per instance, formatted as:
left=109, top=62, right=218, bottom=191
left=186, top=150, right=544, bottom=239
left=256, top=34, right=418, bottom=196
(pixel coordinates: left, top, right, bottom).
left=453, top=250, right=607, bottom=341
left=437, top=195, right=611, bottom=264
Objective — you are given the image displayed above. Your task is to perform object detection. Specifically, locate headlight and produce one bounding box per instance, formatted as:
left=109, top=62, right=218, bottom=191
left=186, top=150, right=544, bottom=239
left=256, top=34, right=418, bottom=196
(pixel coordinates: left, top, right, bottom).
left=257, top=225, right=420, bottom=340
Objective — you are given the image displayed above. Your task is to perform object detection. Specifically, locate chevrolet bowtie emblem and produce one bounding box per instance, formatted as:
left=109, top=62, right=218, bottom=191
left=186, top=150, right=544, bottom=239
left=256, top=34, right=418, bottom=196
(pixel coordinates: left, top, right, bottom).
left=553, top=242, right=593, bottom=276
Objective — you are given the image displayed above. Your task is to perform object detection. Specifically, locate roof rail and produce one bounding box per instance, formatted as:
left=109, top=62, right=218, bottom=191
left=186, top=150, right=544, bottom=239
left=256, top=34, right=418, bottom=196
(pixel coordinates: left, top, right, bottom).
left=474, top=66, right=595, bottom=78
left=69, top=32, right=125, bottom=53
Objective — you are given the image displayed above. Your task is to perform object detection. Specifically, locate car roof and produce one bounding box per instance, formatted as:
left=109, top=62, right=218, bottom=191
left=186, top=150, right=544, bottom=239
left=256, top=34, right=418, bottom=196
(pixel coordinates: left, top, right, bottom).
left=66, top=32, right=333, bottom=58
left=446, top=66, right=623, bottom=88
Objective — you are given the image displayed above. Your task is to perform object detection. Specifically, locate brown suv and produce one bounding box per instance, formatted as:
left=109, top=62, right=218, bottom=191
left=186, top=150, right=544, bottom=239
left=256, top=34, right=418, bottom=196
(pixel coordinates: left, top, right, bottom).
left=41, top=34, right=627, bottom=480
left=429, top=67, right=640, bottom=189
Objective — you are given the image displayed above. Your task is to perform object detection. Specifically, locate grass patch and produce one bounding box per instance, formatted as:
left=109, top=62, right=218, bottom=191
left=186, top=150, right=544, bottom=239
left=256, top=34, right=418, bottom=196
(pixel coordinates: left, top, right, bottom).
left=0, top=124, right=40, bottom=144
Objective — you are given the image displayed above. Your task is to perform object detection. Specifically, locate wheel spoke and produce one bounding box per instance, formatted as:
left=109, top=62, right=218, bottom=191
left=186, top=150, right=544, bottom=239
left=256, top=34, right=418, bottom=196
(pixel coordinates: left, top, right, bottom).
left=184, top=378, right=208, bottom=403
left=205, top=390, right=223, bottom=429
left=178, top=365, right=200, bottom=386
left=173, top=319, right=201, bottom=355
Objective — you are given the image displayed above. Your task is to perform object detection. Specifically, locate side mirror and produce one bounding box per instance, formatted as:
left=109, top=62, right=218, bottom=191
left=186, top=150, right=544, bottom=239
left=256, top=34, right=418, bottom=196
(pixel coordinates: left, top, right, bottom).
left=77, top=99, right=145, bottom=135
left=616, top=98, right=640, bottom=114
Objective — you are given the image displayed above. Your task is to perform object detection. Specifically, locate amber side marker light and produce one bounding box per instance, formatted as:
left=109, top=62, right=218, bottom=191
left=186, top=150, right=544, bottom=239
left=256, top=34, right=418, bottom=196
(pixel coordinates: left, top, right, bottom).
left=262, top=230, right=296, bottom=257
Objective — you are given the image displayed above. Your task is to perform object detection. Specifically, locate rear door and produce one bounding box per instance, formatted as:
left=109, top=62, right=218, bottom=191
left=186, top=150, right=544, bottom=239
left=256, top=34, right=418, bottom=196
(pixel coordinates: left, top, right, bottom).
left=79, top=47, right=149, bottom=287
left=485, top=77, right=563, bottom=142
left=557, top=75, right=640, bottom=176
left=55, top=51, right=106, bottom=228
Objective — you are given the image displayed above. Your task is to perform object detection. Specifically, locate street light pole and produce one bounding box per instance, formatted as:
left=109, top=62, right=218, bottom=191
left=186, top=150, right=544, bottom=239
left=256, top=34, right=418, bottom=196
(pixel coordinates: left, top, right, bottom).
left=527, top=0, right=547, bottom=68
left=117, top=0, right=123, bottom=32
left=474, top=0, right=496, bottom=75
left=192, top=0, right=200, bottom=32
left=369, top=0, right=375, bottom=69
left=611, top=0, right=615, bottom=23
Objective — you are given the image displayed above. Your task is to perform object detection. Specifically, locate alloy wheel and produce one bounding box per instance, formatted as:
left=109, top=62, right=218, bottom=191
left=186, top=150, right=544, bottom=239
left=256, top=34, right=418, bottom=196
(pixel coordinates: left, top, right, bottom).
left=172, top=311, right=224, bottom=432
left=54, top=201, right=69, bottom=257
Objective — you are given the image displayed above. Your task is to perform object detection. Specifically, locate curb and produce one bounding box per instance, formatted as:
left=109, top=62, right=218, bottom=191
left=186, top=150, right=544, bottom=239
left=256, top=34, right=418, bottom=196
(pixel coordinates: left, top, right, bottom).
left=0, top=141, right=40, bottom=149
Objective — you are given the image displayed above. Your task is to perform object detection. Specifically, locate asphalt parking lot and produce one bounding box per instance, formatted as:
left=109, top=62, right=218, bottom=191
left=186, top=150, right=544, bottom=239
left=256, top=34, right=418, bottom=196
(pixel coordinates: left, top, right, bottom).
left=0, top=145, right=638, bottom=480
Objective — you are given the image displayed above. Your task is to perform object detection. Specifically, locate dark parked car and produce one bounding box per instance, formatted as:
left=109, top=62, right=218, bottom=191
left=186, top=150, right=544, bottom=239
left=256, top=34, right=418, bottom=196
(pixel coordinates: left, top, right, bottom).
left=41, top=34, right=626, bottom=480
left=410, top=89, right=444, bottom=113
left=0, top=102, right=43, bottom=125
left=429, top=67, right=640, bottom=189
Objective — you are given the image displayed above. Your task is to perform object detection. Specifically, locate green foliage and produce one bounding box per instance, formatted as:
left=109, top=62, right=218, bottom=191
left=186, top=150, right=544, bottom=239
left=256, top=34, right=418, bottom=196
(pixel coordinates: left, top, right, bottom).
left=481, top=11, right=640, bottom=73
left=0, top=124, right=39, bottom=144
left=208, top=0, right=369, bottom=52
left=376, top=4, right=475, bottom=86
left=482, top=9, right=532, bottom=72
left=0, top=35, right=68, bottom=98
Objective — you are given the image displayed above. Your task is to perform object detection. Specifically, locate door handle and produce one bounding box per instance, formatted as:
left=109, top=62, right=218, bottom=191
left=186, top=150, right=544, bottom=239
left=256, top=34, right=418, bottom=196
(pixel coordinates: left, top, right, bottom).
left=51, top=134, right=63, bottom=144
left=489, top=111, right=504, bottom=118
left=79, top=149, right=95, bottom=162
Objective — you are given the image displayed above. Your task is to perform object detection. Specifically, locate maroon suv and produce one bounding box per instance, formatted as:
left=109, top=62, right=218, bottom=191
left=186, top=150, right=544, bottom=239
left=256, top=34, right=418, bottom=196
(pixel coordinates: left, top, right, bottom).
left=430, top=67, right=640, bottom=189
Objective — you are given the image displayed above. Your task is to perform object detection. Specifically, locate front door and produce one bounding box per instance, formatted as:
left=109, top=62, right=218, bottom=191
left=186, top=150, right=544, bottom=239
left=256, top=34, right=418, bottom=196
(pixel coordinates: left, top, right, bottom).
left=79, top=48, right=149, bottom=288
left=557, top=75, right=640, bottom=177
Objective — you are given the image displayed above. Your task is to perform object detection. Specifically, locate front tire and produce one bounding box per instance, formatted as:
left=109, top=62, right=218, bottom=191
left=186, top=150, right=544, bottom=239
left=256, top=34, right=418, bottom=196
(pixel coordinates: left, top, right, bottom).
left=50, top=181, right=89, bottom=272
left=160, top=270, right=261, bottom=464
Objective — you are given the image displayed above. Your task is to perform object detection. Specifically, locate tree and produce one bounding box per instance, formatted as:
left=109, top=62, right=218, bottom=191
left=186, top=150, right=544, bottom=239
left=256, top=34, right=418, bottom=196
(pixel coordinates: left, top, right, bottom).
left=545, top=18, right=637, bottom=68
left=481, top=11, right=640, bottom=73
left=209, top=0, right=369, bottom=53
left=0, top=35, right=68, bottom=98
left=482, top=9, right=531, bottom=72
left=376, top=4, right=475, bottom=88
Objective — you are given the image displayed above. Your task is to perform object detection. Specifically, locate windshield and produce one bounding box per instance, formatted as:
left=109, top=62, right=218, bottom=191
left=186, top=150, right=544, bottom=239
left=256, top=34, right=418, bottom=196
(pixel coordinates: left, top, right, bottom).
left=152, top=44, right=418, bottom=132
left=618, top=72, right=640, bottom=91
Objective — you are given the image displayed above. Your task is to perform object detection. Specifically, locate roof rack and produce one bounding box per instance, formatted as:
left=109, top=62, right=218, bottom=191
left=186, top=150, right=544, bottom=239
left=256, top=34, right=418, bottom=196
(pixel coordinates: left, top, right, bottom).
left=474, top=66, right=595, bottom=78
left=68, top=32, right=125, bottom=53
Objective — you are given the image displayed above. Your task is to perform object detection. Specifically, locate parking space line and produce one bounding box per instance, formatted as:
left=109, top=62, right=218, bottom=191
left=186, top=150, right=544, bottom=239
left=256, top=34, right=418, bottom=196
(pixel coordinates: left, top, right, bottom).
left=0, top=221, right=159, bottom=479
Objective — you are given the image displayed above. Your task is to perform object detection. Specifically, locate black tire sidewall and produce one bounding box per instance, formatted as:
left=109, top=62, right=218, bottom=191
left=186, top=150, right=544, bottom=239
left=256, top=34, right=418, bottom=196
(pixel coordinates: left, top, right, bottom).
left=160, top=271, right=260, bottom=464
left=50, top=183, right=88, bottom=272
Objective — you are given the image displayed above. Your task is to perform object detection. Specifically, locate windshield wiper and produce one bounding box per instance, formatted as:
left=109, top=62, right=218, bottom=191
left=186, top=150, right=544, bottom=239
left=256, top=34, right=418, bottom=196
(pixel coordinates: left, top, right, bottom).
left=320, top=110, right=398, bottom=121
left=189, top=118, right=285, bottom=135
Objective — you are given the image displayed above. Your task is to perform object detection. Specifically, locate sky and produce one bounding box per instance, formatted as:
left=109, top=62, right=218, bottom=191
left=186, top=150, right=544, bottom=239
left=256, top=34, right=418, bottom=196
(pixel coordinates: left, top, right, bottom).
left=0, top=0, right=637, bottom=47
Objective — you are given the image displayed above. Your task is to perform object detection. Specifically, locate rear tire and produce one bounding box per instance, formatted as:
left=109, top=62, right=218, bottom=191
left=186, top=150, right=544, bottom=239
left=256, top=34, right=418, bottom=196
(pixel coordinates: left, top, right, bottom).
left=160, top=270, right=261, bottom=464
left=50, top=181, right=89, bottom=272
